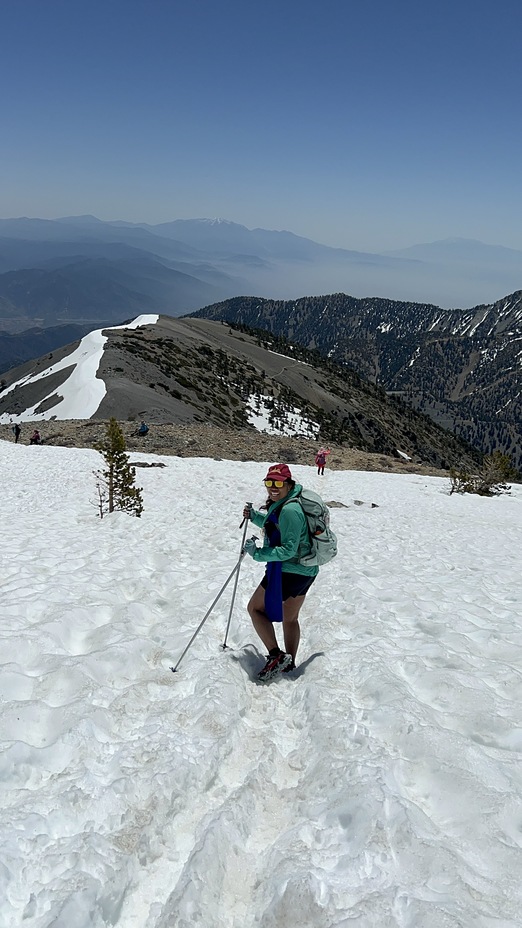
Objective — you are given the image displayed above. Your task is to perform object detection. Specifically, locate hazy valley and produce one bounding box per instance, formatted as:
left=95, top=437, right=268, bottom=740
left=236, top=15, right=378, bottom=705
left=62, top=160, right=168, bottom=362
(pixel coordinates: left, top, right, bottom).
left=1, top=215, right=520, bottom=472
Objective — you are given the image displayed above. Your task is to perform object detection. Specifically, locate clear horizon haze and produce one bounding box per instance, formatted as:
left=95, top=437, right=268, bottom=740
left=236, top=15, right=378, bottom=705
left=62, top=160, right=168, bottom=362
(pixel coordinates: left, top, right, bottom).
left=2, top=0, right=522, bottom=253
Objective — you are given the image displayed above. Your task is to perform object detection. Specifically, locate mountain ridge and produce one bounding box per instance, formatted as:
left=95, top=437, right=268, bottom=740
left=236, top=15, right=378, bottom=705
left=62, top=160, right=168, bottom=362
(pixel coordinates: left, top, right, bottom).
left=0, top=215, right=520, bottom=314
left=0, top=315, right=481, bottom=473
left=192, top=291, right=522, bottom=470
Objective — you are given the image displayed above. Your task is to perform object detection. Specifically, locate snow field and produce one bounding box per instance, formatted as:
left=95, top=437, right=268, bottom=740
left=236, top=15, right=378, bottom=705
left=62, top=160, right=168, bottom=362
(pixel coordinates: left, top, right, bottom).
left=1, top=440, right=521, bottom=927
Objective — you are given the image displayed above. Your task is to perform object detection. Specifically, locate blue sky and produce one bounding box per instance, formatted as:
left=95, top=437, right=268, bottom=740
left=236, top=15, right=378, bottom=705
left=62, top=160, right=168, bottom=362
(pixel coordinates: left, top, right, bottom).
left=2, top=0, right=522, bottom=252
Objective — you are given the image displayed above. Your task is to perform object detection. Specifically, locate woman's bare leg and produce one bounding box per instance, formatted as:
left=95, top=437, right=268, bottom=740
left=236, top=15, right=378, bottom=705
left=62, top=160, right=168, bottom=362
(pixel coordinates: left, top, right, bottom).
left=247, top=584, right=279, bottom=653
left=282, top=594, right=306, bottom=662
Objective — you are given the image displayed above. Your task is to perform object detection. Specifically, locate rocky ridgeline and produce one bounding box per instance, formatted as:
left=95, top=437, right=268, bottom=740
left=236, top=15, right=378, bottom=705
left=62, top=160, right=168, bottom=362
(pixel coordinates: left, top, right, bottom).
left=0, top=419, right=449, bottom=476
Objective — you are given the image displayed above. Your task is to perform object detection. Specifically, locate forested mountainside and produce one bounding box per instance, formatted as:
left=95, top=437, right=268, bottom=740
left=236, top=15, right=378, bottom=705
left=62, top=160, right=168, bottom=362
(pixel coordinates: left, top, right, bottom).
left=0, top=316, right=480, bottom=471
left=192, top=292, right=522, bottom=470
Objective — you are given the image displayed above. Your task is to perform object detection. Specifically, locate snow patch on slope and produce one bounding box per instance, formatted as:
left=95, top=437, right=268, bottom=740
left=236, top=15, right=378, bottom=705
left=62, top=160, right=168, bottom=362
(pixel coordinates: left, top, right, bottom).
left=0, top=315, right=158, bottom=423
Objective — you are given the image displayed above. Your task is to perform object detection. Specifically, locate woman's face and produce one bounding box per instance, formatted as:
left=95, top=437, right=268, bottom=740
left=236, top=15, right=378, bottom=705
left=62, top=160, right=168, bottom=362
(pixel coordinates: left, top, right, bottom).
left=265, top=479, right=291, bottom=504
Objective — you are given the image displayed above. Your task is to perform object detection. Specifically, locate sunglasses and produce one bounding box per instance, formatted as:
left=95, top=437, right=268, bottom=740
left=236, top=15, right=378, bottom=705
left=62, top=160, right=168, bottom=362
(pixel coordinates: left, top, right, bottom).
left=264, top=479, right=285, bottom=488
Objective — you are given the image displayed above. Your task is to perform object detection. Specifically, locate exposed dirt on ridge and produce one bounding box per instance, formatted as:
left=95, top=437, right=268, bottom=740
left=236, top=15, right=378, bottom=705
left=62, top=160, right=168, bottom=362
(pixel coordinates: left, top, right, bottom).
left=0, top=419, right=449, bottom=477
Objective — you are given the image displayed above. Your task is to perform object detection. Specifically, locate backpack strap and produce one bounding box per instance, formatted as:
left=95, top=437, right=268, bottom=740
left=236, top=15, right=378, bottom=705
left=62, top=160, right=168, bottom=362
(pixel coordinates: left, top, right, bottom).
left=277, top=495, right=312, bottom=561
left=276, top=495, right=302, bottom=522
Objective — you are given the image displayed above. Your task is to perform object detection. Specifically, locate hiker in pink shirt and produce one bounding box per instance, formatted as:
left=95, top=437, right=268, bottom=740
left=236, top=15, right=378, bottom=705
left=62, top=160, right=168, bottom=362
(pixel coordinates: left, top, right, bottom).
left=315, top=447, right=330, bottom=475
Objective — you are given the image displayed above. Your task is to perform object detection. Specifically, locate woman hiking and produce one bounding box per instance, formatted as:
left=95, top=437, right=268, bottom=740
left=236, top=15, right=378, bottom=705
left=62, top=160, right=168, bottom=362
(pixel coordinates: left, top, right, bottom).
left=242, top=463, right=318, bottom=681
left=315, top=447, right=330, bottom=475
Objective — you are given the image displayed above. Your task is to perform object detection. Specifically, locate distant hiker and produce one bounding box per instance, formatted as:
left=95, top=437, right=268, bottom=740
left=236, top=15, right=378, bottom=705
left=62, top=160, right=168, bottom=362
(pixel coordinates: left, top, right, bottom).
left=315, top=447, right=330, bottom=475
left=30, top=429, right=42, bottom=445
left=136, top=421, right=149, bottom=436
left=242, top=463, right=319, bottom=681
left=12, top=423, right=21, bottom=443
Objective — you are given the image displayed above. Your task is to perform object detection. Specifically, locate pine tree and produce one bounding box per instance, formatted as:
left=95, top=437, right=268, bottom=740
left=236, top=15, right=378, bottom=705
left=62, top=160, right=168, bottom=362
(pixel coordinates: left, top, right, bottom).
left=95, top=418, right=144, bottom=518
left=449, top=451, right=519, bottom=497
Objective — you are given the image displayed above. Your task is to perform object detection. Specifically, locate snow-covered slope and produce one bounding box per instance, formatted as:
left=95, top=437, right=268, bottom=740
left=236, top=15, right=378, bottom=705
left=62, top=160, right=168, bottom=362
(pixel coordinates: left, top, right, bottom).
left=1, top=442, right=521, bottom=927
left=0, top=315, right=158, bottom=424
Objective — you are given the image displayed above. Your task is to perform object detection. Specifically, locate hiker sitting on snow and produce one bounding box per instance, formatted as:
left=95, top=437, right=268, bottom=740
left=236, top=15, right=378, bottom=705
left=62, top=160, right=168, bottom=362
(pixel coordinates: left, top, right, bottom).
left=30, top=429, right=42, bottom=445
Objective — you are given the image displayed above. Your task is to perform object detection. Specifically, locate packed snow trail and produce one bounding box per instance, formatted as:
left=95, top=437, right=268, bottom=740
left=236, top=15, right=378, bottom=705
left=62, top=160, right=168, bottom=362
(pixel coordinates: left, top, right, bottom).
left=1, top=441, right=521, bottom=927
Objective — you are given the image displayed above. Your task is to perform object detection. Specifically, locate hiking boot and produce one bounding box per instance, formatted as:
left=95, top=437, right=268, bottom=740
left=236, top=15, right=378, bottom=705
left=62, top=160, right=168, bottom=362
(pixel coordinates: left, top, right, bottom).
left=281, top=660, right=296, bottom=673
left=257, top=648, right=293, bottom=682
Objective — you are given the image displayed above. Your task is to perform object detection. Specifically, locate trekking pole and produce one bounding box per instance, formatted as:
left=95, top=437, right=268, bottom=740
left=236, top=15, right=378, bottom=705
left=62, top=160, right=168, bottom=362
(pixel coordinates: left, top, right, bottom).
left=222, top=502, right=253, bottom=650
left=170, top=529, right=257, bottom=673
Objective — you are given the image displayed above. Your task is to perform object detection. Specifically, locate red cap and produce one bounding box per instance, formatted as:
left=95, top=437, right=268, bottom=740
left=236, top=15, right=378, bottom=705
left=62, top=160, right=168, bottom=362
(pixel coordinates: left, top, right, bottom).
left=264, top=463, right=292, bottom=482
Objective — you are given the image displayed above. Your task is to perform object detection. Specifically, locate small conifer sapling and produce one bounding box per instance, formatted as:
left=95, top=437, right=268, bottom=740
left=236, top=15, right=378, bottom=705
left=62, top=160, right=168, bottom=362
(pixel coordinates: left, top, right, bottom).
left=449, top=451, right=519, bottom=497
left=94, top=418, right=144, bottom=518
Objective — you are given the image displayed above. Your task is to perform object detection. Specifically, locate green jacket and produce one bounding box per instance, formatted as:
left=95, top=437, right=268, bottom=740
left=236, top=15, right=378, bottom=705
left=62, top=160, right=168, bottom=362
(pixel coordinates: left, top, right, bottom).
left=249, top=484, right=319, bottom=577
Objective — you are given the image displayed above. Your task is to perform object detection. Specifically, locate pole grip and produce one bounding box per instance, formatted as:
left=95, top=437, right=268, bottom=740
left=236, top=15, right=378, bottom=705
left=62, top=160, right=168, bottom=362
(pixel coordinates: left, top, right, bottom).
left=239, top=500, right=253, bottom=528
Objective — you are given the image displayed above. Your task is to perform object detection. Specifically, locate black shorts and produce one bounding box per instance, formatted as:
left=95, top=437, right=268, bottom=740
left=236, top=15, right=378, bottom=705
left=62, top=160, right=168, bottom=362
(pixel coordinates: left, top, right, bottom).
left=261, top=572, right=316, bottom=601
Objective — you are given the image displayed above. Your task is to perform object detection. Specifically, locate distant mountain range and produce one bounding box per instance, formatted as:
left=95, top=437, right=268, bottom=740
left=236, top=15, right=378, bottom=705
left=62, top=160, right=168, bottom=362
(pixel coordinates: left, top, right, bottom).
left=0, top=216, right=520, bottom=471
left=193, top=292, right=522, bottom=472
left=0, top=216, right=521, bottom=343
left=0, top=315, right=480, bottom=472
